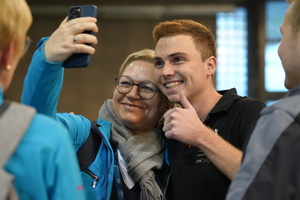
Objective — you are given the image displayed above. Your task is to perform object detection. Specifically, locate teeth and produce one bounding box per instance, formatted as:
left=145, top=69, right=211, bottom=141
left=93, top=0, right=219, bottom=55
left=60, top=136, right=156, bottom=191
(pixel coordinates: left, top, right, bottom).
left=165, top=82, right=181, bottom=88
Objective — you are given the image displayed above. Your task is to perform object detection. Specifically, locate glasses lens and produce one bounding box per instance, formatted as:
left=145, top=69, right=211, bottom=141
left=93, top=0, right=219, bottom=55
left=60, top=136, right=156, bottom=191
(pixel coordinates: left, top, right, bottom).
left=139, top=82, right=157, bottom=99
left=115, top=75, right=158, bottom=100
left=115, top=76, right=133, bottom=94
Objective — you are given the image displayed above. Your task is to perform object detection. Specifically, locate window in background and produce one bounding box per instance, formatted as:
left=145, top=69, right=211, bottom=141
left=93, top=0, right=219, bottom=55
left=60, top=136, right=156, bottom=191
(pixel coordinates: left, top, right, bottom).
left=217, top=1, right=288, bottom=104
left=265, top=1, right=288, bottom=92
left=216, top=8, right=248, bottom=96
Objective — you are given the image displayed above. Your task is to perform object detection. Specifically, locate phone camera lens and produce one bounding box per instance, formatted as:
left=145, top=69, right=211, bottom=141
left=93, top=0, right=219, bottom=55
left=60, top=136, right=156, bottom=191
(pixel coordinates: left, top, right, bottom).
left=70, top=7, right=81, bottom=18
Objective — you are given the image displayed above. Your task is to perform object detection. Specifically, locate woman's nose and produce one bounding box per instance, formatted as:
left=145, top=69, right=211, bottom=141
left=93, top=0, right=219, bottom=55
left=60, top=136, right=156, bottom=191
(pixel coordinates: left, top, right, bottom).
left=126, top=85, right=141, bottom=99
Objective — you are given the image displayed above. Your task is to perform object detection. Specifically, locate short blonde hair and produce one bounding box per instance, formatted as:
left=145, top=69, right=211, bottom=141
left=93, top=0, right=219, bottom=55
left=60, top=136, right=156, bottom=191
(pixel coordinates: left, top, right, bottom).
left=0, top=0, right=32, bottom=55
left=152, top=19, right=216, bottom=61
left=118, top=49, right=155, bottom=75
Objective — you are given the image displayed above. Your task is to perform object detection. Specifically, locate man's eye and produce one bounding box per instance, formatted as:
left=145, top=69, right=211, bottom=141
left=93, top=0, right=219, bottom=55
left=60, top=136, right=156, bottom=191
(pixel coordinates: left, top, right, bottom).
left=173, top=56, right=183, bottom=63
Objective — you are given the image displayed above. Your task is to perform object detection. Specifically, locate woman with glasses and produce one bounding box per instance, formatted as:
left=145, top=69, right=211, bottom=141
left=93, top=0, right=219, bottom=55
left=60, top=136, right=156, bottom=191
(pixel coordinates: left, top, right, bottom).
left=21, top=16, right=170, bottom=200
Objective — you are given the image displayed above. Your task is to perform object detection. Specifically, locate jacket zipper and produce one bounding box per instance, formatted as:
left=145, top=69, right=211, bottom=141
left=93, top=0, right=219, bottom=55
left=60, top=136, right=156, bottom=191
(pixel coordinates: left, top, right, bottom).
left=83, top=169, right=99, bottom=189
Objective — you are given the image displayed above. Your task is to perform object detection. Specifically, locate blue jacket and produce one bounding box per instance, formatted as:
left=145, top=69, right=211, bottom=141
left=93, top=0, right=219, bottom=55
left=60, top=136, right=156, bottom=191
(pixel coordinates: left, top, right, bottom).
left=1, top=88, right=85, bottom=200
left=22, top=37, right=115, bottom=200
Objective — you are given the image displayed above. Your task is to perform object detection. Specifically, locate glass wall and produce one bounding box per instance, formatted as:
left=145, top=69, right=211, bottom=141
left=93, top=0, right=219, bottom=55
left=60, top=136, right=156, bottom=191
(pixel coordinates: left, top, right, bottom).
left=216, top=8, right=248, bottom=96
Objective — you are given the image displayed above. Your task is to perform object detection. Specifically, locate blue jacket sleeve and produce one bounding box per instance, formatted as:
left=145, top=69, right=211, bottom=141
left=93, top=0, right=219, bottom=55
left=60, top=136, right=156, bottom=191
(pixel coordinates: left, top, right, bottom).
left=22, top=37, right=64, bottom=119
left=21, top=37, right=91, bottom=151
left=56, top=112, right=91, bottom=152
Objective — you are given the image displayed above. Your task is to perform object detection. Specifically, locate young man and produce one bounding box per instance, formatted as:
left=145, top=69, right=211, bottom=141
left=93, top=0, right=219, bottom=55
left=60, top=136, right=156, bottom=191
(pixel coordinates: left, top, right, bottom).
left=226, top=0, right=300, bottom=199
left=152, top=19, right=266, bottom=199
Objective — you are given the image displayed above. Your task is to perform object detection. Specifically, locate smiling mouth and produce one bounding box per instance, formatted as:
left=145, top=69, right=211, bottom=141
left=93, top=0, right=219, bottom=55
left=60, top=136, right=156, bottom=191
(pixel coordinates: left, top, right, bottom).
left=122, top=103, right=143, bottom=109
left=165, top=81, right=183, bottom=89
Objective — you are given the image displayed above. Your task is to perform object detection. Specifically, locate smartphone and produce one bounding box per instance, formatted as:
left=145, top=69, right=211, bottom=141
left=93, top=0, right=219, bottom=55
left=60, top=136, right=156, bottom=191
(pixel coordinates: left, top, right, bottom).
left=63, top=5, right=98, bottom=68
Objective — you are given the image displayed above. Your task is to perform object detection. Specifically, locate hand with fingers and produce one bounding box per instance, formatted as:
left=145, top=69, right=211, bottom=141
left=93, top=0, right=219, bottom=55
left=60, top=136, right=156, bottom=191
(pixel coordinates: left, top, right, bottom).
left=163, top=91, right=211, bottom=147
left=44, top=17, right=98, bottom=63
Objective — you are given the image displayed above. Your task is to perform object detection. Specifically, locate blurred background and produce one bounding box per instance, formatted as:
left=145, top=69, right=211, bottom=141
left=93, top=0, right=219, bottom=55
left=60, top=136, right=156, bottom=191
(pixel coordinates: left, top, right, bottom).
left=6, top=0, right=288, bottom=119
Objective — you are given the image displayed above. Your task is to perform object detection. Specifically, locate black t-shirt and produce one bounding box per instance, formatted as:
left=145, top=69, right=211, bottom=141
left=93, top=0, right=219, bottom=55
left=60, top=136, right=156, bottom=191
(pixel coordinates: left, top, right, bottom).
left=166, top=88, right=266, bottom=200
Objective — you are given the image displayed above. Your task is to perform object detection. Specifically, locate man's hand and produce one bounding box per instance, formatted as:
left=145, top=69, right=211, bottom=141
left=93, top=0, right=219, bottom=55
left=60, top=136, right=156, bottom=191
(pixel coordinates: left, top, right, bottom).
left=163, top=91, right=208, bottom=146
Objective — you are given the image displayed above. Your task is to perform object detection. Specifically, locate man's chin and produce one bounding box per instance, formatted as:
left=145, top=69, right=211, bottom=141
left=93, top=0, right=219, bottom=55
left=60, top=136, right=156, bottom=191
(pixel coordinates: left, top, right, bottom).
left=166, top=93, right=180, bottom=104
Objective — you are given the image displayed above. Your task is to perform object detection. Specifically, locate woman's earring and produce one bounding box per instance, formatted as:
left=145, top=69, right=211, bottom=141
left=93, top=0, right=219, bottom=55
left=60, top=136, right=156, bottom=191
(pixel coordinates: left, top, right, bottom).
left=7, top=65, right=12, bottom=70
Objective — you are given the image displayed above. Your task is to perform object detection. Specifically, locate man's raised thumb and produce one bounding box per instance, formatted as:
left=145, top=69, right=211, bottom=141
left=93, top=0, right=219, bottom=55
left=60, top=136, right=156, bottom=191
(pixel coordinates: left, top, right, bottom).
left=179, top=90, right=192, bottom=109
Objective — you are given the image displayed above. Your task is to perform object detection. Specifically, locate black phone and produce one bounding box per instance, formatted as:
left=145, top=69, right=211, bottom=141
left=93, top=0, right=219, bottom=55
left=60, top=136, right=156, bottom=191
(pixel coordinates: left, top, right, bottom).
left=63, top=5, right=98, bottom=68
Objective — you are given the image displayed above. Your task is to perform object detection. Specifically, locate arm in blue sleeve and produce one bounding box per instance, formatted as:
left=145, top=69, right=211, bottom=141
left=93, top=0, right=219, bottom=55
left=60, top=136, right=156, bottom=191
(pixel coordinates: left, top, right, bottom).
left=21, top=38, right=92, bottom=150
left=56, top=112, right=91, bottom=152
left=21, top=37, right=64, bottom=119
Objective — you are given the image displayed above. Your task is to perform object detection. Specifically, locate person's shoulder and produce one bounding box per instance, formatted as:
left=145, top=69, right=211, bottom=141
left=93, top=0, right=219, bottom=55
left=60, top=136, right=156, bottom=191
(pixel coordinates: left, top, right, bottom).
left=236, top=96, right=266, bottom=110
left=24, top=113, right=70, bottom=147
left=31, top=113, right=66, bottom=131
left=220, top=88, right=265, bottom=106
left=264, top=94, right=300, bottom=116
left=240, top=96, right=265, bottom=105
left=97, top=117, right=111, bottom=127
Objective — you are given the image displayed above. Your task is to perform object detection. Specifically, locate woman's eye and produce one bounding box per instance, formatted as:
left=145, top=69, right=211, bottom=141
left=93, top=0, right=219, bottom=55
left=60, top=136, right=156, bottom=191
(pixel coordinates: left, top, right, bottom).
left=120, top=81, right=132, bottom=87
left=141, top=85, right=156, bottom=93
left=154, top=60, right=164, bottom=68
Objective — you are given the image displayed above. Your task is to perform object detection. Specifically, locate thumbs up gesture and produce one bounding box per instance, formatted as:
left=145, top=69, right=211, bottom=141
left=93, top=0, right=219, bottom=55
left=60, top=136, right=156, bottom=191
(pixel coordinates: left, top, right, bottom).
left=163, top=91, right=205, bottom=146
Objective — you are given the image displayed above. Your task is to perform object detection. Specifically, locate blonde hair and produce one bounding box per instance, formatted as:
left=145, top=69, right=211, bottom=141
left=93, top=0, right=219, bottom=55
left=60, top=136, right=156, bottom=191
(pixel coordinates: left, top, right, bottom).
left=0, top=0, right=32, bottom=55
left=152, top=19, right=216, bottom=61
left=118, top=49, right=155, bottom=75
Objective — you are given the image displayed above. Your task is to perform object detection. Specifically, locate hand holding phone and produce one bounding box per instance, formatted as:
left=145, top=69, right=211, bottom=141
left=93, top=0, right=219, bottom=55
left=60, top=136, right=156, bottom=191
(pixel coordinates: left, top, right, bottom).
left=63, top=5, right=98, bottom=68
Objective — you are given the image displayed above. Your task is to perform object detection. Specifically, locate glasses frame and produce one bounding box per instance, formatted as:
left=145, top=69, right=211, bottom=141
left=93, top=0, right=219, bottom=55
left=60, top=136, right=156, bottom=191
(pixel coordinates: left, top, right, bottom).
left=114, top=75, right=159, bottom=100
left=25, top=36, right=32, bottom=53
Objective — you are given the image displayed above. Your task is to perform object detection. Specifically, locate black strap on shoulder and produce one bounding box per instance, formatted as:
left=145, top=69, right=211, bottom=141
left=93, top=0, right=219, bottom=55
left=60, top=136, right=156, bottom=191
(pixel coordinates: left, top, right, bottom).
left=76, top=120, right=103, bottom=171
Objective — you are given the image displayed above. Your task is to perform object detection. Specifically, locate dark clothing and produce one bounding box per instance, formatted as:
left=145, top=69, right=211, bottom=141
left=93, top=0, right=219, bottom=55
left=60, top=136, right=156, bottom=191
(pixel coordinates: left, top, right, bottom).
left=110, top=143, right=170, bottom=200
left=167, top=88, right=266, bottom=200
left=111, top=176, right=140, bottom=200
left=111, top=165, right=170, bottom=200
left=226, top=85, right=300, bottom=200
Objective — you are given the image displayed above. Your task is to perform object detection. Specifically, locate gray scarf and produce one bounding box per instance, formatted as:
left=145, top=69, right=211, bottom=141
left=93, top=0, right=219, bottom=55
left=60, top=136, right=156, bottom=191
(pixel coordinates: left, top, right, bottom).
left=98, top=99, right=165, bottom=200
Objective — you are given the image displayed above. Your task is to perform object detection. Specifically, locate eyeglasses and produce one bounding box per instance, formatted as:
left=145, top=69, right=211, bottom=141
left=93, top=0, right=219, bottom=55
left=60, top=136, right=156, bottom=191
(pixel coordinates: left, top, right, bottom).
left=25, top=36, right=32, bottom=53
left=114, top=75, right=159, bottom=100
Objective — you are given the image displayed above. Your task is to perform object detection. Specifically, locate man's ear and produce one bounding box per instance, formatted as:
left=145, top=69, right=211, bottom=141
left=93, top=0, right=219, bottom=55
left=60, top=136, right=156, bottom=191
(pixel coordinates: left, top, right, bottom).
left=206, top=56, right=217, bottom=75
left=0, top=40, right=14, bottom=68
